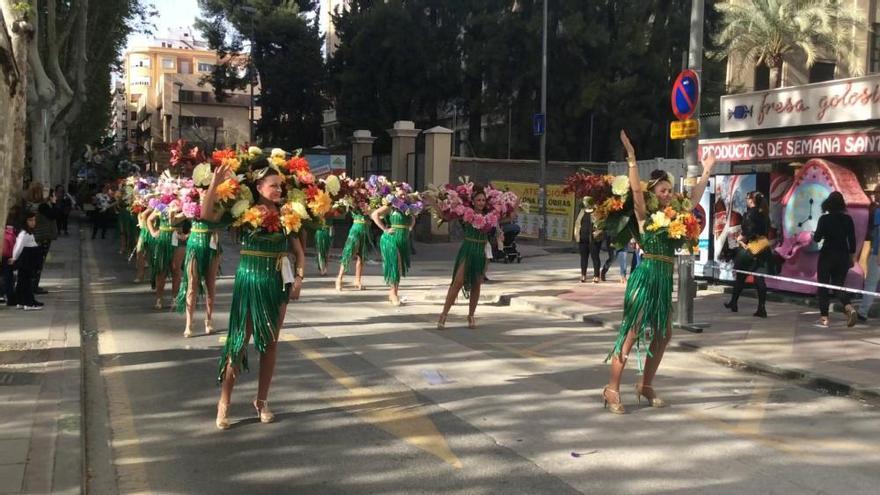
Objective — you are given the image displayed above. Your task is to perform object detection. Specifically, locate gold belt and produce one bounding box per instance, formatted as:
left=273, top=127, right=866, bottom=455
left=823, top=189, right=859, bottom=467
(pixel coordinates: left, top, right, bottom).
left=353, top=219, right=366, bottom=224
left=465, top=237, right=487, bottom=244
left=240, top=249, right=286, bottom=271
left=159, top=226, right=175, bottom=232
left=642, top=253, right=675, bottom=264
left=390, top=224, right=409, bottom=229
left=191, top=227, right=212, bottom=234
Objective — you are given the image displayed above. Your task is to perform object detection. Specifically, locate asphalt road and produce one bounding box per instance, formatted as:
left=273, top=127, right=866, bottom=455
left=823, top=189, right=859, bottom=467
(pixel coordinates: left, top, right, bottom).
left=81, top=234, right=880, bottom=495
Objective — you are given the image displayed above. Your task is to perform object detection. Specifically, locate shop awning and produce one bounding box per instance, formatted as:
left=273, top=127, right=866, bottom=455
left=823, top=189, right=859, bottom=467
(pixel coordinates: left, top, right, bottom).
left=698, top=127, right=880, bottom=163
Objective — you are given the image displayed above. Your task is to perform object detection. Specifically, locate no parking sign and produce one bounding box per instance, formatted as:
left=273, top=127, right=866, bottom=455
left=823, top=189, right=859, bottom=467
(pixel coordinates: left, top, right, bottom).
left=671, top=69, right=699, bottom=121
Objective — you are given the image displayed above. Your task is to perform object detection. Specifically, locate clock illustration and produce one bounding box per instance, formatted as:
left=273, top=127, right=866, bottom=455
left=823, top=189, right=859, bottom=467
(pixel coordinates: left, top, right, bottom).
left=771, top=158, right=870, bottom=295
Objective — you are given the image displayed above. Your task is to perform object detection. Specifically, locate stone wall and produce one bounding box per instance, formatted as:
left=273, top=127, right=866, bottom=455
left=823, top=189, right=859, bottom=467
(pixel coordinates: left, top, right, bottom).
left=449, top=157, right=605, bottom=186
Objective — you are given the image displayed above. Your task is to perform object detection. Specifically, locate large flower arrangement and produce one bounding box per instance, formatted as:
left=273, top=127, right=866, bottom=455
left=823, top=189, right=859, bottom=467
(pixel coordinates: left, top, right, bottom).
left=593, top=174, right=700, bottom=252
left=366, top=175, right=424, bottom=216
left=333, top=176, right=373, bottom=216
left=563, top=172, right=614, bottom=205
left=168, top=140, right=206, bottom=177
left=424, top=179, right=519, bottom=232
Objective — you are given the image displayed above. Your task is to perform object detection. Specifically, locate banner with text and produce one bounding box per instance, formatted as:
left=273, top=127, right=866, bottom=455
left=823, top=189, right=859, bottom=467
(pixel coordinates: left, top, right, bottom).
left=699, top=130, right=880, bottom=163
left=493, top=181, right=575, bottom=242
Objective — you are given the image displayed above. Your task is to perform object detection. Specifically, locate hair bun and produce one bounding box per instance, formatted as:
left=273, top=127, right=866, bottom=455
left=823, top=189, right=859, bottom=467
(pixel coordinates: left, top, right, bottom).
left=248, top=156, right=270, bottom=173
left=649, top=169, right=667, bottom=181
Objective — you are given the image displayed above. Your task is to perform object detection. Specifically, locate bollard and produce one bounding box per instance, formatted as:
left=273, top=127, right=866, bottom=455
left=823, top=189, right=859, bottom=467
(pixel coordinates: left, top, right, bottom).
left=674, top=254, right=705, bottom=333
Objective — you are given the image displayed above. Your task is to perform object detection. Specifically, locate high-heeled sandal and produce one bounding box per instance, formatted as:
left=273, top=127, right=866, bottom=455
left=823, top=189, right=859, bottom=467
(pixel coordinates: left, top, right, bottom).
left=437, top=314, right=447, bottom=329
left=601, top=386, right=625, bottom=414
left=216, top=401, right=231, bottom=430
left=389, top=294, right=401, bottom=306
left=635, top=384, right=667, bottom=408
left=467, top=315, right=476, bottom=329
left=154, top=298, right=163, bottom=310
left=335, top=277, right=343, bottom=292
left=205, top=321, right=214, bottom=335
left=254, top=399, right=275, bottom=424
left=183, top=328, right=193, bottom=338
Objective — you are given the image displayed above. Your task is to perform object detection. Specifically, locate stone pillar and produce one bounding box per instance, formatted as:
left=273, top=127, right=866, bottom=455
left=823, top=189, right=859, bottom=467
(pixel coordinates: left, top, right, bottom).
left=350, top=130, right=376, bottom=178
left=387, top=120, right=421, bottom=182
left=424, top=126, right=454, bottom=239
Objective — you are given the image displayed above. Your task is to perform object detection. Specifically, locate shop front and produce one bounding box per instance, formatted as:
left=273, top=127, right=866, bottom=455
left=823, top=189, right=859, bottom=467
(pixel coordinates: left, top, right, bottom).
left=698, top=74, right=879, bottom=294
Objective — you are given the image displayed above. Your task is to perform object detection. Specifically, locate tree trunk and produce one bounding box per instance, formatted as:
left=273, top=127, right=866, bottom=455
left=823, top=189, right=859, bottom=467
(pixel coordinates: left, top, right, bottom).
left=773, top=63, right=783, bottom=88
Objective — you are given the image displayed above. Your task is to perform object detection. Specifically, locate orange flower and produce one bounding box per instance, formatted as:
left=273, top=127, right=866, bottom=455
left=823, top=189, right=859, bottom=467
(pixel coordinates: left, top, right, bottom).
left=216, top=178, right=240, bottom=202
left=308, top=189, right=332, bottom=217
left=286, top=156, right=310, bottom=174
left=667, top=220, right=686, bottom=239
left=664, top=206, right=677, bottom=219
left=281, top=211, right=302, bottom=234
left=241, top=206, right=263, bottom=229
left=607, top=197, right=624, bottom=211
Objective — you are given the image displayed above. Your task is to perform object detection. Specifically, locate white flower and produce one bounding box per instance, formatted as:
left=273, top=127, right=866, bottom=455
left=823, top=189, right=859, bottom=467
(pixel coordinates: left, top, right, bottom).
left=192, top=163, right=213, bottom=187
left=287, top=188, right=305, bottom=203
left=290, top=200, right=310, bottom=219
left=231, top=199, right=251, bottom=218
left=271, top=148, right=286, bottom=158
left=324, top=175, right=341, bottom=196
left=248, top=146, right=262, bottom=156
left=650, top=211, right=670, bottom=229
left=611, top=175, right=630, bottom=196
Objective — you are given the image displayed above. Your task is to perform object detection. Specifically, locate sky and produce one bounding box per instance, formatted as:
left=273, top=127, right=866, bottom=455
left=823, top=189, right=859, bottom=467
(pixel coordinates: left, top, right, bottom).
left=126, top=0, right=203, bottom=50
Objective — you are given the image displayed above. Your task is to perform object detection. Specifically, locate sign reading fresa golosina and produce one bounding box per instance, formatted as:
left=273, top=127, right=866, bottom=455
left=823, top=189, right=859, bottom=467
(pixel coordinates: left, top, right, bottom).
left=720, top=74, right=880, bottom=133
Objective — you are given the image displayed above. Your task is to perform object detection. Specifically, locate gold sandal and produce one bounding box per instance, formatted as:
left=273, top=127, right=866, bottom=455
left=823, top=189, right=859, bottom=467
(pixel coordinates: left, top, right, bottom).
left=216, top=401, right=231, bottom=430
left=601, top=386, right=625, bottom=414
left=635, top=384, right=667, bottom=408
left=254, top=399, right=275, bottom=424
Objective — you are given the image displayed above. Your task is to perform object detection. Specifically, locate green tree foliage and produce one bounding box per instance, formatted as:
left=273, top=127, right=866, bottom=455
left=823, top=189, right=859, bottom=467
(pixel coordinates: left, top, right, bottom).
left=328, top=0, right=725, bottom=162
left=198, top=0, right=325, bottom=149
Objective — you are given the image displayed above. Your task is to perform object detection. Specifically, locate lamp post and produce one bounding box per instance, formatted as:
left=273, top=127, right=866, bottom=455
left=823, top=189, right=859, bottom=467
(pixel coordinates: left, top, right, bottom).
left=174, top=81, right=183, bottom=140
left=240, top=5, right=258, bottom=145
left=538, top=0, right=548, bottom=244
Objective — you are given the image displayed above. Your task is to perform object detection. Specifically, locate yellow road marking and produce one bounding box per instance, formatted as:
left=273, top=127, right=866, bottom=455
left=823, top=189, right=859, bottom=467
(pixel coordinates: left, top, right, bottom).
left=278, top=333, right=463, bottom=468
left=88, top=241, right=153, bottom=494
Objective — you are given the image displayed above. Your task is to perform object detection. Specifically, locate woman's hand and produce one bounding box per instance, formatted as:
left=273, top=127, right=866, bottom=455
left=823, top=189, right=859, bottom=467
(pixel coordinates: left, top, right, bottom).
left=701, top=151, right=717, bottom=175
left=212, top=163, right=233, bottom=185
left=385, top=227, right=394, bottom=235
left=620, top=130, right=636, bottom=161
left=290, top=278, right=302, bottom=301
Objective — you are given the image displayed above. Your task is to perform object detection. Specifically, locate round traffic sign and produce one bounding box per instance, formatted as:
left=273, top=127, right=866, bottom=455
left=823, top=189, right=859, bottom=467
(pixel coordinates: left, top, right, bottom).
left=671, top=69, right=700, bottom=121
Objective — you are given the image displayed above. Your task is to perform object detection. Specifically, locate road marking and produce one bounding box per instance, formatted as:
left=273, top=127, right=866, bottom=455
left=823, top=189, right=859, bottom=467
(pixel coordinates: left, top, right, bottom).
left=87, top=240, right=153, bottom=494
left=278, top=333, right=463, bottom=469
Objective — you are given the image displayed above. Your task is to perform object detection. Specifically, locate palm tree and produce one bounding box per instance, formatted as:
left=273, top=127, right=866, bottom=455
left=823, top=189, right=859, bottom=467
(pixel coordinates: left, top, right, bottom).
left=714, top=0, right=868, bottom=89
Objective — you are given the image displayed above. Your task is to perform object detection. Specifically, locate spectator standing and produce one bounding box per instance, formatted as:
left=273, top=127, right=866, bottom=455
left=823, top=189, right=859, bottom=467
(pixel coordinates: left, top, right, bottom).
left=92, top=183, right=113, bottom=239
left=573, top=197, right=600, bottom=283
left=858, top=185, right=880, bottom=321
left=54, top=184, right=75, bottom=236
left=813, top=191, right=858, bottom=327
left=10, top=211, right=43, bottom=310
left=2, top=207, right=21, bottom=306
left=23, top=182, right=57, bottom=295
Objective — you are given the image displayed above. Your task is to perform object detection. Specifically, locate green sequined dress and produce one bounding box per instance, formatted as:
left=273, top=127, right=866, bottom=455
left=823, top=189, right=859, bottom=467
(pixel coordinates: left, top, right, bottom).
left=452, top=223, right=488, bottom=298
left=150, top=217, right=176, bottom=281
left=606, top=229, right=676, bottom=370
left=379, top=209, right=411, bottom=286
left=339, top=214, right=371, bottom=272
left=137, top=215, right=154, bottom=255
left=217, top=231, right=290, bottom=382
left=174, top=219, right=225, bottom=312
left=315, top=224, right=332, bottom=272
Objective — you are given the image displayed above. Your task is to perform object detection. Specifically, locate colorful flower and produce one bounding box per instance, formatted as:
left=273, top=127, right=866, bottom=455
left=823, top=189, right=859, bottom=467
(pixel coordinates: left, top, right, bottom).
left=667, top=220, right=686, bottom=239
left=611, top=175, right=630, bottom=196
left=216, top=178, right=240, bottom=202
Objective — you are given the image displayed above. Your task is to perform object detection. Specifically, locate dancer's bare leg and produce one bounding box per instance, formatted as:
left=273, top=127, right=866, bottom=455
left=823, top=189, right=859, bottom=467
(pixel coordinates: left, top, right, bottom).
left=183, top=259, right=198, bottom=336
left=171, top=247, right=185, bottom=296
left=204, top=255, right=221, bottom=333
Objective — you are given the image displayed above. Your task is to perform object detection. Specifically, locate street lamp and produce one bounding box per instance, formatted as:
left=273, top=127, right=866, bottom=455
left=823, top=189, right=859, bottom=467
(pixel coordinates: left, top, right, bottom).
left=538, top=0, right=548, bottom=245
left=240, top=5, right=258, bottom=145
left=174, top=81, right=183, bottom=140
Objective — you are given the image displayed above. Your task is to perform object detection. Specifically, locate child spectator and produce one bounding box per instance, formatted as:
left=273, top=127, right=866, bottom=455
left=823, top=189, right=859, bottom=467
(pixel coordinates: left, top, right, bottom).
left=10, top=211, right=43, bottom=310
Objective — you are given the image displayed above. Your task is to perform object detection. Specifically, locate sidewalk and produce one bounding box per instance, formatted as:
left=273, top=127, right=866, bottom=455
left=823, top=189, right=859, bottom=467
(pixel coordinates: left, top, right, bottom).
left=0, top=222, right=82, bottom=494
left=414, top=251, right=880, bottom=403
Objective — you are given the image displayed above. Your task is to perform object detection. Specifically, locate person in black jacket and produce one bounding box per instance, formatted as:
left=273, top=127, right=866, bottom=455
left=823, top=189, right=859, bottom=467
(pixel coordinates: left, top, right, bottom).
left=573, top=197, right=601, bottom=283
left=724, top=191, right=773, bottom=317
left=813, top=191, right=858, bottom=327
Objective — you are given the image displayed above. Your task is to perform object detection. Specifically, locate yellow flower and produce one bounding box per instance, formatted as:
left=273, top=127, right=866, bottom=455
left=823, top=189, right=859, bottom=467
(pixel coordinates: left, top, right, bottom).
left=308, top=189, right=332, bottom=217
left=281, top=211, right=302, bottom=234
left=664, top=206, right=677, bottom=219
left=668, top=220, right=686, bottom=239
left=271, top=148, right=286, bottom=158
left=241, top=206, right=263, bottom=228
left=290, top=200, right=310, bottom=219
left=223, top=157, right=241, bottom=172
left=192, top=163, right=213, bottom=187
left=231, top=199, right=250, bottom=218
left=216, top=179, right=239, bottom=202
left=611, top=175, right=630, bottom=196
left=650, top=211, right=670, bottom=229
left=247, top=146, right=262, bottom=157
left=270, top=155, right=286, bottom=169
left=324, top=175, right=341, bottom=196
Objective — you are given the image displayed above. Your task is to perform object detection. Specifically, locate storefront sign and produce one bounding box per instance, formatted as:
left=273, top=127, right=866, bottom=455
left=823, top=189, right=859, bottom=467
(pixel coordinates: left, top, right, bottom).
left=493, top=180, right=574, bottom=242
left=720, top=74, right=880, bottom=133
left=699, top=130, right=880, bottom=162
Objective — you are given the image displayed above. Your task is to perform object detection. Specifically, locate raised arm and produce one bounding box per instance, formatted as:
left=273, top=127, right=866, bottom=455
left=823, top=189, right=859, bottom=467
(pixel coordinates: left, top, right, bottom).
left=689, top=152, right=716, bottom=205
left=620, top=130, right=646, bottom=222
left=199, top=163, right=232, bottom=223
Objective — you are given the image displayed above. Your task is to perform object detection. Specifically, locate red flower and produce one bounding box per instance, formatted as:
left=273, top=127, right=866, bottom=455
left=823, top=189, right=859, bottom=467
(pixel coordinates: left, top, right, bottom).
left=286, top=156, right=310, bottom=174
left=263, top=208, right=281, bottom=232
left=306, top=185, right=319, bottom=200
left=211, top=149, right=237, bottom=167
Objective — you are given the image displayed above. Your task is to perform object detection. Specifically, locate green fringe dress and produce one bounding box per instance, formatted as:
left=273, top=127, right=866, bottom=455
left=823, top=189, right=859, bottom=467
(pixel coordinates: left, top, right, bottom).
left=379, top=209, right=411, bottom=286
left=315, top=224, right=332, bottom=272
left=137, top=216, right=154, bottom=257
left=217, top=231, right=290, bottom=382
left=452, top=223, right=488, bottom=298
left=150, top=217, right=176, bottom=281
left=606, top=229, right=676, bottom=371
left=339, top=214, right=371, bottom=272
left=174, top=219, right=225, bottom=313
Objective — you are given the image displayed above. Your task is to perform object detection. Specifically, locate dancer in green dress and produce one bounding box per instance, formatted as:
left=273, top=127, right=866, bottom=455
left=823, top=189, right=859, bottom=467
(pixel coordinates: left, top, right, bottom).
left=315, top=223, right=332, bottom=275
left=202, top=159, right=305, bottom=430
left=601, top=130, right=715, bottom=415
left=437, top=188, right=502, bottom=329
left=336, top=213, right=371, bottom=291
left=371, top=186, right=416, bottom=306
left=147, top=209, right=188, bottom=310
left=175, top=217, right=227, bottom=337
left=134, top=208, right=154, bottom=283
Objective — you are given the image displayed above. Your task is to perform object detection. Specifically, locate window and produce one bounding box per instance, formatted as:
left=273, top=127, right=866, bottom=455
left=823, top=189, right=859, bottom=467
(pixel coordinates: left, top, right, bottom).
left=200, top=91, right=212, bottom=103
left=130, top=111, right=137, bottom=121
left=178, top=60, right=192, bottom=74
left=132, top=57, right=150, bottom=68
left=197, top=62, right=215, bottom=73
left=129, top=129, right=137, bottom=138
left=162, top=58, right=175, bottom=70
left=754, top=64, right=770, bottom=91
left=179, top=90, right=195, bottom=102
left=180, top=116, right=223, bottom=128
left=871, top=24, right=880, bottom=73
left=809, top=62, right=835, bottom=83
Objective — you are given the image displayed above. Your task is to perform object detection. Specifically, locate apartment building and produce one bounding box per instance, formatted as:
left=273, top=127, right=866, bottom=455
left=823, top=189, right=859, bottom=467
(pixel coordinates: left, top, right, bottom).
left=123, top=28, right=259, bottom=164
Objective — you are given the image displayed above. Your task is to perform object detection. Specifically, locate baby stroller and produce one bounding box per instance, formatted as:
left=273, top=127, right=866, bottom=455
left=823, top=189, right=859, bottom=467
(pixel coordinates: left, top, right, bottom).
left=491, top=221, right=523, bottom=263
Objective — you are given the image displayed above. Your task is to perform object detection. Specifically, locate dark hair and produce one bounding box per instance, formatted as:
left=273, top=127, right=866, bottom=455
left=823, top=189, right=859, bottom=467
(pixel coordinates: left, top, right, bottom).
left=471, top=185, right=488, bottom=213
left=747, top=191, right=768, bottom=215
left=21, top=211, right=37, bottom=233
left=647, top=169, right=671, bottom=191
left=6, top=205, right=22, bottom=227
left=821, top=191, right=846, bottom=214
left=247, top=157, right=284, bottom=203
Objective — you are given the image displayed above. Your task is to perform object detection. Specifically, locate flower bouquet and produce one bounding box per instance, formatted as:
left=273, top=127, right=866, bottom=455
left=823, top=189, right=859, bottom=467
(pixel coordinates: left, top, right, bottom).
left=424, top=179, right=519, bottom=233
left=563, top=172, right=614, bottom=204
left=366, top=175, right=424, bottom=216
left=169, top=139, right=206, bottom=177
left=333, top=176, right=374, bottom=216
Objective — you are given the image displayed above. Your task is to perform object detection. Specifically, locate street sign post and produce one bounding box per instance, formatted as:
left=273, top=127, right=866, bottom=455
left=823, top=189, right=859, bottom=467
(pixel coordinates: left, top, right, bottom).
left=533, top=113, right=545, bottom=136
left=671, top=69, right=700, bottom=121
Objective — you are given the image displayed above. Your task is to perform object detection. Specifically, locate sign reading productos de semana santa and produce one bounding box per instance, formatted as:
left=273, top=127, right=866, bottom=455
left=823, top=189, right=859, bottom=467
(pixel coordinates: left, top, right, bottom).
left=720, top=74, right=880, bottom=133
left=699, top=131, right=880, bottom=162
